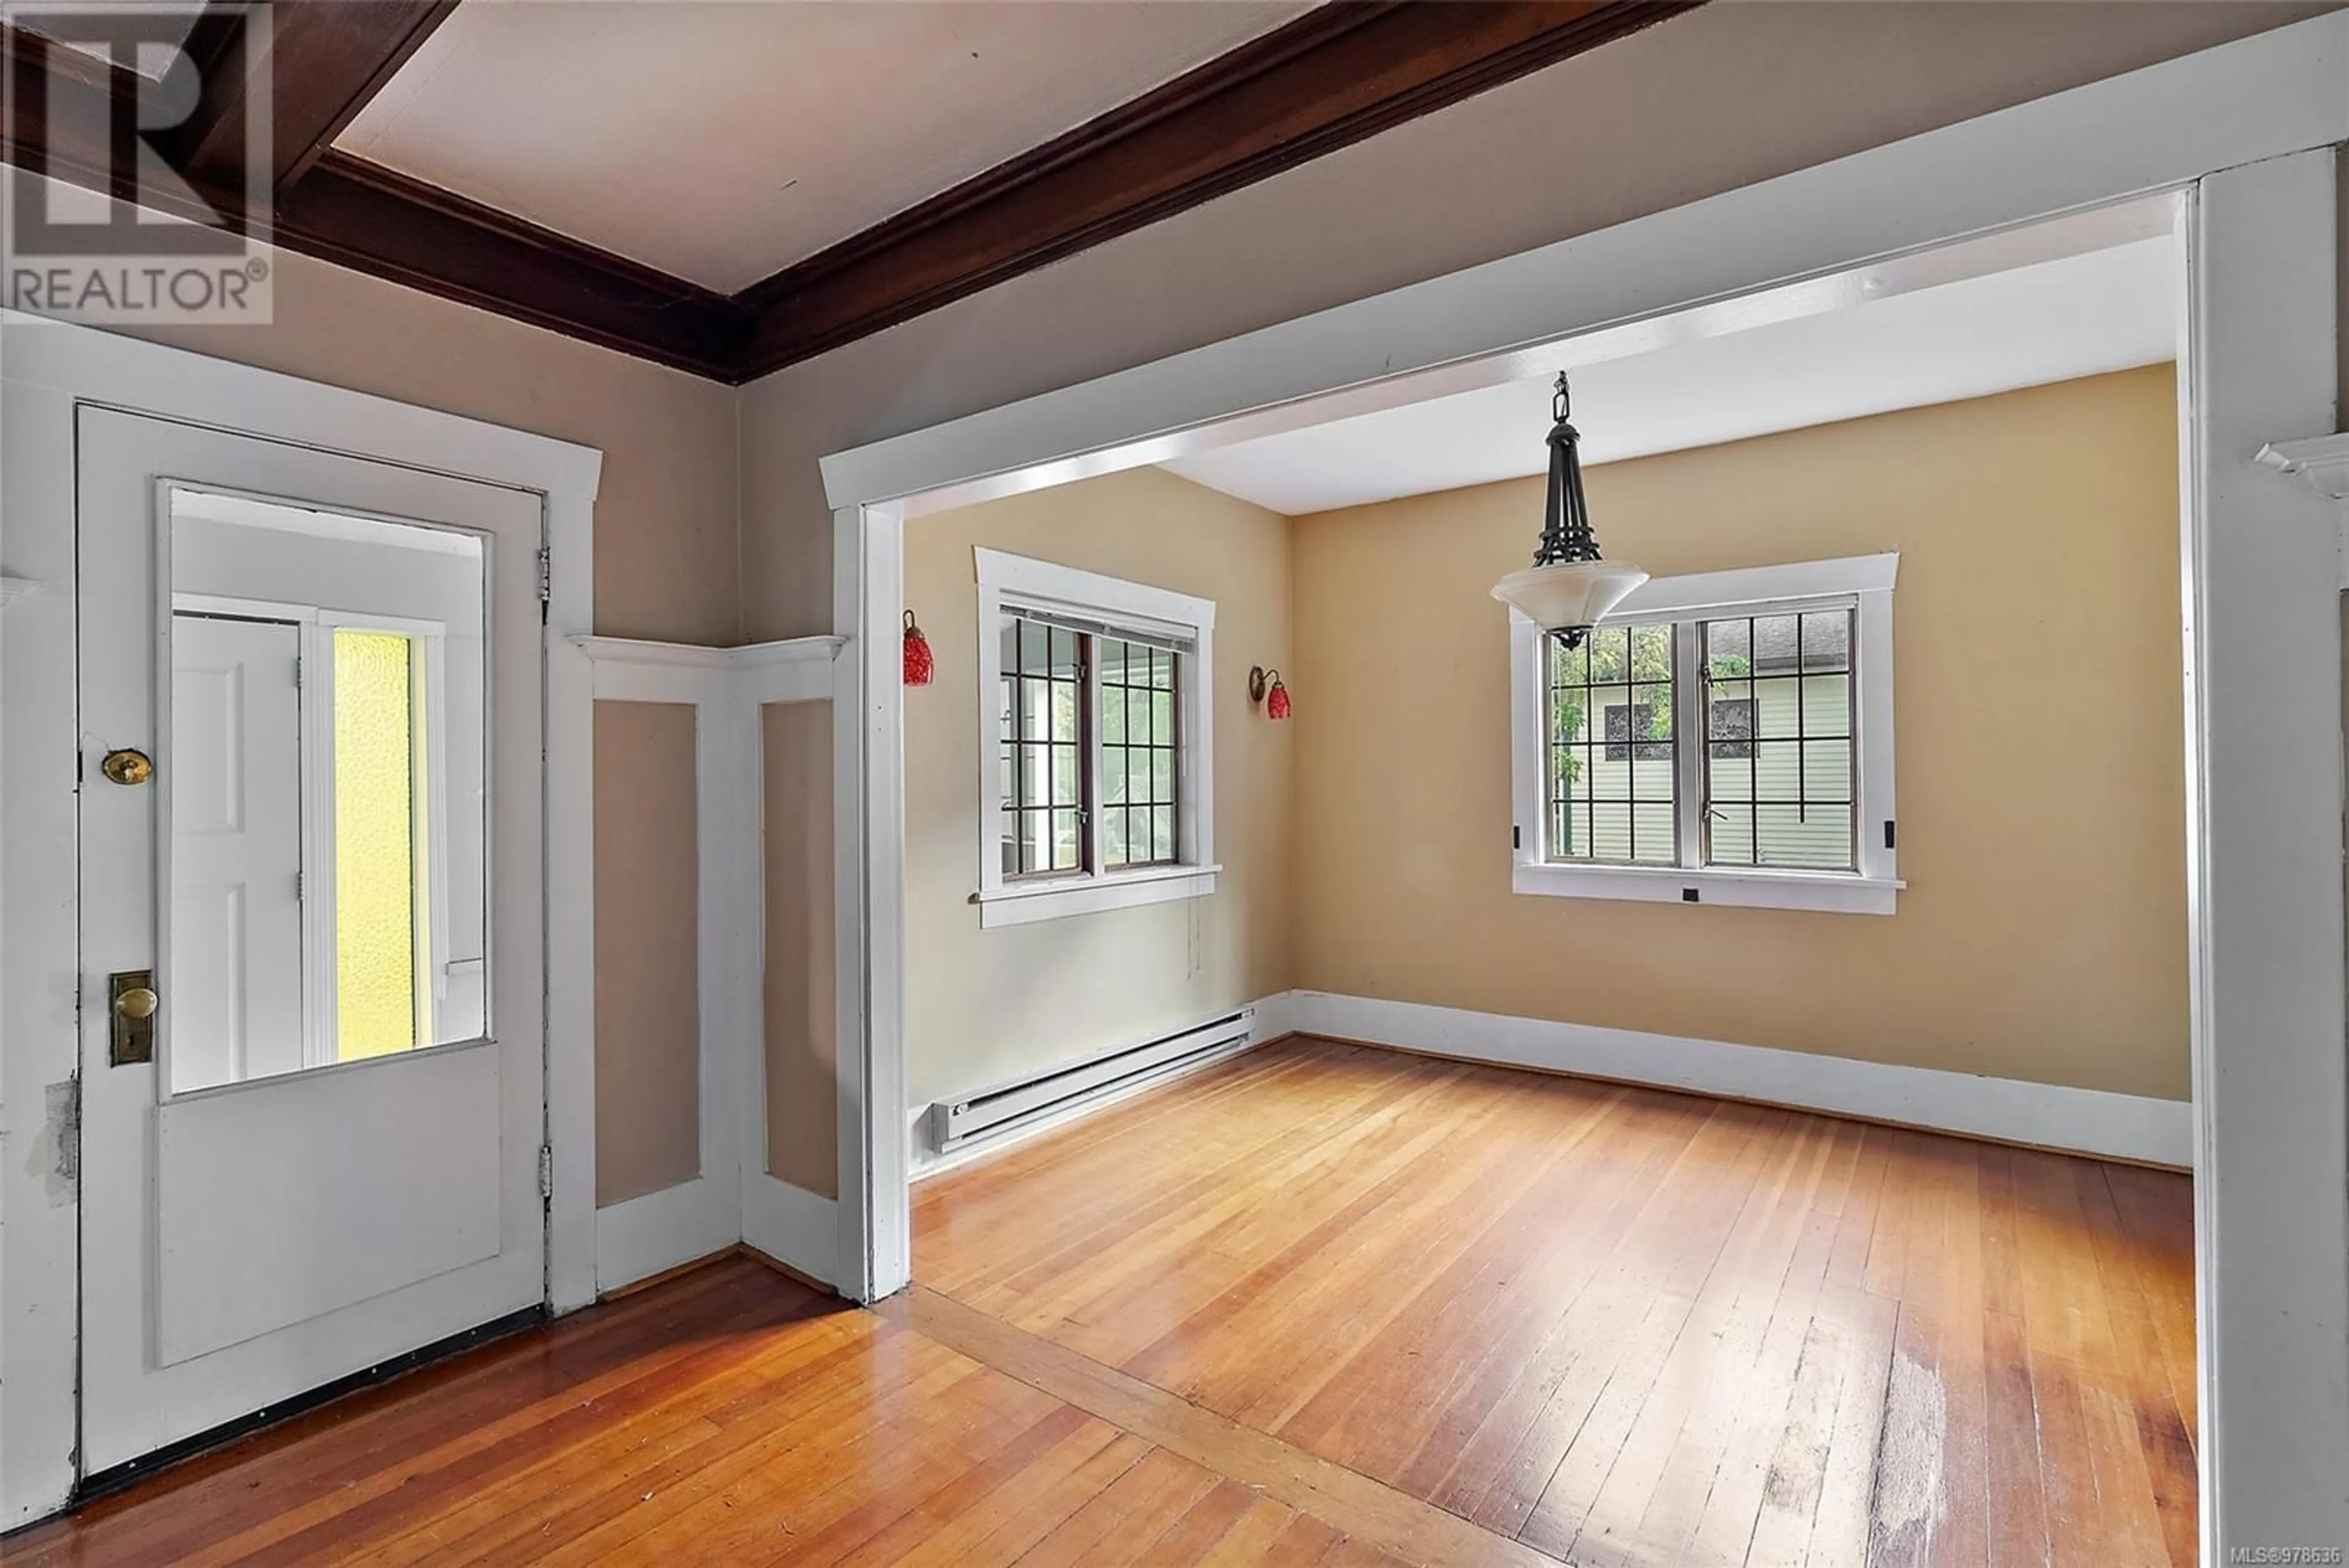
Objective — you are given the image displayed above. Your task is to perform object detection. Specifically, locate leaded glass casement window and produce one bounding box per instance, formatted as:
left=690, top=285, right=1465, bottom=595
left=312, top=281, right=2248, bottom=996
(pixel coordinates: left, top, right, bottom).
left=1098, top=637, right=1180, bottom=870
left=1548, top=623, right=1677, bottom=866
left=1700, top=609, right=1856, bottom=872
left=1510, top=555, right=1899, bottom=915
left=999, top=617, right=1088, bottom=877
left=976, top=551, right=1218, bottom=927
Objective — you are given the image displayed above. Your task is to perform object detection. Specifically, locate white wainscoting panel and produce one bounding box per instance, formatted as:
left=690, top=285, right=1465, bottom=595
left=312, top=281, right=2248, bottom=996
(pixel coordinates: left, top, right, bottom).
left=579, top=635, right=842, bottom=1293
left=1291, top=992, right=2192, bottom=1169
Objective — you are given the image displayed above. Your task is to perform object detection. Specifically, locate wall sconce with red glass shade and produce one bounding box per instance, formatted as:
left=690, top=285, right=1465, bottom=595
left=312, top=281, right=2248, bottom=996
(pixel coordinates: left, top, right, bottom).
left=1249, top=666, right=1291, bottom=720
left=902, top=609, right=935, bottom=687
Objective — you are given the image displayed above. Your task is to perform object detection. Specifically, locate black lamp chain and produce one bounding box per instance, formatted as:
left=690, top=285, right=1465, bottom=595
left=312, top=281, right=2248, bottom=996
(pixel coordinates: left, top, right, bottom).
left=1532, top=373, right=1603, bottom=570
left=1532, top=372, right=1605, bottom=650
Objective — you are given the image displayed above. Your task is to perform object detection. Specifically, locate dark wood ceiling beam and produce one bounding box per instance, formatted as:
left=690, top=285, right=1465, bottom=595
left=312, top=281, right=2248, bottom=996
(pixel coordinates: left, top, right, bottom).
left=737, top=0, right=1699, bottom=379
left=167, top=0, right=459, bottom=193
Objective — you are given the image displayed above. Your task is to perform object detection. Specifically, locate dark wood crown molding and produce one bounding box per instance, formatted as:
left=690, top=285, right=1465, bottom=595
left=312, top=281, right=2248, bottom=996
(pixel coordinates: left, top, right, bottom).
left=4, top=1, right=1697, bottom=385
left=278, top=150, right=748, bottom=378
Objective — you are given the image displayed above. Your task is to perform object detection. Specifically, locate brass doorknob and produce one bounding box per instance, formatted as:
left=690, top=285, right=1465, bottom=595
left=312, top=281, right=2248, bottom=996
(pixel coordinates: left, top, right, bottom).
left=113, top=987, right=158, bottom=1022
left=100, top=749, right=153, bottom=786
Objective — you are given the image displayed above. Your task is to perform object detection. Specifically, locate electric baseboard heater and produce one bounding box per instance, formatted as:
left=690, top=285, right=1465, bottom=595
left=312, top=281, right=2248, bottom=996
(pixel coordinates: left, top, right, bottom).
left=928, top=1008, right=1256, bottom=1153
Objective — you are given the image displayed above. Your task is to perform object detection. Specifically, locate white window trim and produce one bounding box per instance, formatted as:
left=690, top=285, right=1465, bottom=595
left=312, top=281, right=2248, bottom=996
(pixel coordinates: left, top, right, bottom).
left=973, top=548, right=1217, bottom=927
left=1509, top=552, right=1901, bottom=915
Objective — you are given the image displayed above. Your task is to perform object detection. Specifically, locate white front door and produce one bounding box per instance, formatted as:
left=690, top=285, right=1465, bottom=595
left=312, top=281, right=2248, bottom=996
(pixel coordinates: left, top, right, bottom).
left=77, top=406, right=549, bottom=1475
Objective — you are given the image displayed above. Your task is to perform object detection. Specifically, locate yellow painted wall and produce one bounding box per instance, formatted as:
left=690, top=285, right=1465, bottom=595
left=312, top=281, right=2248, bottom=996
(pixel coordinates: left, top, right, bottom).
left=904, top=466, right=1294, bottom=1110
left=1290, top=368, right=2191, bottom=1102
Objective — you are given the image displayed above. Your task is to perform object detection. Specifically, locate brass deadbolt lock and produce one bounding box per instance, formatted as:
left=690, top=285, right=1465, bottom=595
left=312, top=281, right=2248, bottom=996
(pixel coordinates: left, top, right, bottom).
left=100, top=748, right=153, bottom=786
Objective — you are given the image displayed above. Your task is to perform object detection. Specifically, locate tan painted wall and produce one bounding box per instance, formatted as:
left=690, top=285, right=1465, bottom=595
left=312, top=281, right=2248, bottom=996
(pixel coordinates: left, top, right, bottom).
left=121, top=247, right=740, bottom=1209
left=904, top=466, right=1294, bottom=1110
left=592, top=700, right=703, bottom=1205
left=1291, top=368, right=2190, bottom=1102
left=763, top=700, right=838, bottom=1200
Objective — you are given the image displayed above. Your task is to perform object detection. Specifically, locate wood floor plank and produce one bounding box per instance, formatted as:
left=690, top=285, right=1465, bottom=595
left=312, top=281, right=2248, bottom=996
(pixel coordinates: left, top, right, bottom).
left=1797, top=1281, right=1898, bottom=1568
left=1008, top=1447, right=1224, bottom=1568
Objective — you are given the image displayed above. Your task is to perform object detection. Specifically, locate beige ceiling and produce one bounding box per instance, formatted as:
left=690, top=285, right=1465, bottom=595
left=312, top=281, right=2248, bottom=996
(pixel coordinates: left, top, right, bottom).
left=336, top=0, right=1317, bottom=294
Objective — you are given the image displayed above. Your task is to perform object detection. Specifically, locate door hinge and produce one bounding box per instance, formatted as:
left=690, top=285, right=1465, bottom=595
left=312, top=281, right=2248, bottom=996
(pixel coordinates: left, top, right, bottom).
left=536, top=546, right=552, bottom=606
left=538, top=1144, right=554, bottom=1200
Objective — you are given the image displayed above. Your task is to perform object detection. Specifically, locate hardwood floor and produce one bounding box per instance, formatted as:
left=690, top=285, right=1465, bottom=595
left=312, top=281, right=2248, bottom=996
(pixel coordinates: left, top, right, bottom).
left=912, top=1037, right=2197, bottom=1568
left=2, top=1036, right=2194, bottom=1566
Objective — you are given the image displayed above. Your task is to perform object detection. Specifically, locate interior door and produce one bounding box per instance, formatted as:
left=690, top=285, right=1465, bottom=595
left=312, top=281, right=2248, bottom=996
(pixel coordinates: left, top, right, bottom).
left=169, top=614, right=305, bottom=1087
left=77, top=407, right=547, bottom=1474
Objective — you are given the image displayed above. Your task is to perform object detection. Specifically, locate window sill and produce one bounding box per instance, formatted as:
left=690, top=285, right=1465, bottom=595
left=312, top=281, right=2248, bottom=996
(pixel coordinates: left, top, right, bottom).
left=1512, top=861, right=1902, bottom=915
left=976, top=863, right=1222, bottom=928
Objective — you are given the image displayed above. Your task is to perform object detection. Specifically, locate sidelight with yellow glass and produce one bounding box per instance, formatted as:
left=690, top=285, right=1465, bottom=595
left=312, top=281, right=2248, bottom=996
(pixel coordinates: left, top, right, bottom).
left=332, top=628, right=432, bottom=1060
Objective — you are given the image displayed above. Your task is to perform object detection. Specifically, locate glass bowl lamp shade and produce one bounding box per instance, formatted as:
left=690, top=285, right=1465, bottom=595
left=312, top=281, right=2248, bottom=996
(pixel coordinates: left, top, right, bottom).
left=1491, top=558, right=1649, bottom=637
left=1490, top=373, right=1646, bottom=648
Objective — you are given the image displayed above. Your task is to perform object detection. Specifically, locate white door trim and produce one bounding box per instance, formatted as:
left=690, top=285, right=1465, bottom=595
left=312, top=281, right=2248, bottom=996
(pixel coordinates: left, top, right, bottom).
left=817, top=15, right=2349, bottom=1557
left=2178, top=152, right=2348, bottom=1549
left=0, top=316, right=601, bottom=1526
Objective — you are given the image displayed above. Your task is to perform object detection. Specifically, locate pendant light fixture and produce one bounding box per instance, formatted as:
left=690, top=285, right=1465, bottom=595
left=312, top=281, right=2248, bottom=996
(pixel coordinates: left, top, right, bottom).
left=1490, top=372, right=1646, bottom=649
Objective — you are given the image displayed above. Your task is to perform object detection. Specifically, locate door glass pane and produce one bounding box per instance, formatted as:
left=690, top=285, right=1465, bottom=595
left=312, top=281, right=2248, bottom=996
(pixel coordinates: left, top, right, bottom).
left=333, top=630, right=419, bottom=1061
left=166, top=488, right=488, bottom=1093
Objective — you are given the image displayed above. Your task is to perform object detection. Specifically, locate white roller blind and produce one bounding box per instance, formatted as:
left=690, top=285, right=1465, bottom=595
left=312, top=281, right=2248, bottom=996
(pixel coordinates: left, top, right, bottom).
left=1001, top=598, right=1195, bottom=653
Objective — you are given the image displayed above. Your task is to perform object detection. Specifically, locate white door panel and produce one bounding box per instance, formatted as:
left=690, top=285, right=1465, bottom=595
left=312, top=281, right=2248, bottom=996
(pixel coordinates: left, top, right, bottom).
left=155, top=1042, right=502, bottom=1367
left=77, top=408, right=547, bottom=1474
left=168, top=615, right=303, bottom=1085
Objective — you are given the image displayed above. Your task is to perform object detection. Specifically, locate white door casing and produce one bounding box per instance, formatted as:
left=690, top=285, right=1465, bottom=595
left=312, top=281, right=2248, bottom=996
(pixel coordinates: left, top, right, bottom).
left=77, top=408, right=547, bottom=1473
left=168, top=614, right=305, bottom=1088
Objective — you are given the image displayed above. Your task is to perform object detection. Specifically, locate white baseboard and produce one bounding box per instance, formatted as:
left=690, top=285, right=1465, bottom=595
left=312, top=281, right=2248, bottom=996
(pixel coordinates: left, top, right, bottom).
left=910, top=994, right=1293, bottom=1183
left=1291, top=991, right=2193, bottom=1169
left=743, top=1172, right=840, bottom=1287
left=595, top=1172, right=743, bottom=1295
